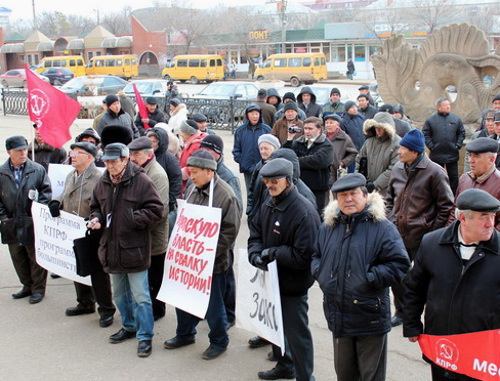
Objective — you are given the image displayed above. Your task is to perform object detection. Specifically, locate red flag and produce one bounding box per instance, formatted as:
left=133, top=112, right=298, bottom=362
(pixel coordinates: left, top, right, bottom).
left=25, top=63, right=81, bottom=148
left=418, top=330, right=500, bottom=381
left=133, top=83, right=149, bottom=131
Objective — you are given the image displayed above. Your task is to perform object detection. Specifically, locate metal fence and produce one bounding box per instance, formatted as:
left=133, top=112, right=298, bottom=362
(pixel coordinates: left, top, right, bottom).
left=2, top=88, right=28, bottom=115
left=2, top=89, right=254, bottom=133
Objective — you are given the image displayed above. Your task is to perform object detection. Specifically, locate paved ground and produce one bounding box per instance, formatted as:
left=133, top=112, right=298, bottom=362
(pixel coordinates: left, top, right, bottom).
left=0, top=113, right=430, bottom=380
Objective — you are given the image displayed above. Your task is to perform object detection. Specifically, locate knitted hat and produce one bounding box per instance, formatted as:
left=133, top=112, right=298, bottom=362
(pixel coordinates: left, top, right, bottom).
left=70, top=142, right=97, bottom=157
left=187, top=149, right=217, bottom=171
left=105, top=94, right=119, bottom=107
left=200, top=135, right=224, bottom=156
left=283, top=101, right=298, bottom=113
left=393, top=104, right=404, bottom=115
left=344, top=100, right=357, bottom=113
left=169, top=98, right=181, bottom=107
left=179, top=120, right=199, bottom=135
left=258, top=134, right=281, bottom=150
left=260, top=158, right=293, bottom=183
left=282, top=92, right=296, bottom=102
left=257, top=88, right=267, bottom=99
left=330, top=88, right=341, bottom=96
left=400, top=129, right=425, bottom=153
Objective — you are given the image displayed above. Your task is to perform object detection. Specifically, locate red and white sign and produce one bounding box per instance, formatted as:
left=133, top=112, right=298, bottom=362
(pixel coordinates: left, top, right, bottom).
left=419, top=330, right=500, bottom=380
left=157, top=202, right=221, bottom=319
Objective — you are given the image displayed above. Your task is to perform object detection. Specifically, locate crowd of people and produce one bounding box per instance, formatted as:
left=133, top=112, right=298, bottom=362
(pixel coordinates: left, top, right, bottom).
left=0, top=84, right=499, bottom=381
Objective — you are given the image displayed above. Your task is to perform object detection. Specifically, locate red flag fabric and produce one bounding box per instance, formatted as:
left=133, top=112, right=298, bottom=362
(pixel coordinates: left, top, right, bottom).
left=418, top=330, right=500, bottom=380
left=25, top=63, right=81, bottom=148
left=133, top=83, right=149, bottom=131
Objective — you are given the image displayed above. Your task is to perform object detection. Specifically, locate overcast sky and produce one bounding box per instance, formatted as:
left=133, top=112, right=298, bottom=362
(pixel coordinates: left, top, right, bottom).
left=3, top=0, right=269, bottom=21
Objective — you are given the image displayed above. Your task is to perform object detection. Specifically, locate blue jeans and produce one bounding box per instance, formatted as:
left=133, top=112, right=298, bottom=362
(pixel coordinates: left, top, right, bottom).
left=112, top=271, right=154, bottom=341
left=175, top=273, right=228, bottom=350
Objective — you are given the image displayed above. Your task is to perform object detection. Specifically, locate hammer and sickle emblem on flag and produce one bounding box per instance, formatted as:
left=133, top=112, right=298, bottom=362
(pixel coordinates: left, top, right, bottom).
left=29, top=89, right=49, bottom=118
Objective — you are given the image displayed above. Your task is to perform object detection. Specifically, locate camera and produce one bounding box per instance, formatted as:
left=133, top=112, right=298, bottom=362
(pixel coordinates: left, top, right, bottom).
left=288, top=126, right=302, bottom=133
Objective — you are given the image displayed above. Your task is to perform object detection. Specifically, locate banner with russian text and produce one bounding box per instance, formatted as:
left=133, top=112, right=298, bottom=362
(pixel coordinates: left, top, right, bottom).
left=235, top=249, right=285, bottom=354
left=418, top=330, right=500, bottom=380
left=157, top=202, right=221, bottom=319
left=31, top=202, right=91, bottom=286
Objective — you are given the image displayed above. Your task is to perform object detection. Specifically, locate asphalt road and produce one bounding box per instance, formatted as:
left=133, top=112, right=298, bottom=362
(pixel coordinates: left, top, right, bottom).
left=0, top=114, right=430, bottom=380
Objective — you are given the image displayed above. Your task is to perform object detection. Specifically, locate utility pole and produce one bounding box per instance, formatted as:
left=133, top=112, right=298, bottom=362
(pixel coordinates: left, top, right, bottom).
left=32, top=0, right=37, bottom=29
left=281, top=0, right=287, bottom=53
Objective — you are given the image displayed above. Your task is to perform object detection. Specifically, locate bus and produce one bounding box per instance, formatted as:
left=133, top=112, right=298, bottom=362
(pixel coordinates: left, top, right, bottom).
left=86, top=55, right=138, bottom=79
left=161, top=54, right=225, bottom=84
left=36, top=55, right=86, bottom=77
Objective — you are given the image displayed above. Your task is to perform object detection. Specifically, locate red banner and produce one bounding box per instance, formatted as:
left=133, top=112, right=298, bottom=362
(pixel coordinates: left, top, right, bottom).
left=25, top=64, right=81, bottom=148
left=132, top=83, right=148, bottom=131
left=418, top=330, right=500, bottom=380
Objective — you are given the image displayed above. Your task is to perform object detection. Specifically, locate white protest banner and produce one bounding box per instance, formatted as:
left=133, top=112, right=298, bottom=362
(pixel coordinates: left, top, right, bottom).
left=48, top=164, right=73, bottom=199
left=31, top=202, right=91, bottom=286
left=48, top=163, right=105, bottom=199
left=157, top=202, right=221, bottom=319
left=236, top=249, right=285, bottom=354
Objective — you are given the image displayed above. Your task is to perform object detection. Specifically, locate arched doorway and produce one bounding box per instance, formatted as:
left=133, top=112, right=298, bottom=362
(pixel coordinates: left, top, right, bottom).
left=139, top=51, right=160, bottom=77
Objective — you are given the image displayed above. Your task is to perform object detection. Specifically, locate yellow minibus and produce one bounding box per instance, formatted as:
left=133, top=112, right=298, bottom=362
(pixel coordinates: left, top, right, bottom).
left=161, top=54, right=225, bottom=84
left=86, top=55, right=138, bottom=79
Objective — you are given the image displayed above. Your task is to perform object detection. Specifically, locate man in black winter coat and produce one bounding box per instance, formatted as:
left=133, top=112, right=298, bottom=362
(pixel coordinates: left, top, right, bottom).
left=249, top=158, right=320, bottom=381
left=284, top=117, right=333, bottom=216
left=422, top=98, right=465, bottom=194
left=404, top=189, right=500, bottom=381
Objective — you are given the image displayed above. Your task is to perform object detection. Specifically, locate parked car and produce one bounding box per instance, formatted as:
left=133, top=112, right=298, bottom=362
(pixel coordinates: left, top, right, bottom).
left=123, top=79, right=169, bottom=97
left=0, top=68, right=49, bottom=88
left=192, top=81, right=259, bottom=100
left=59, top=75, right=128, bottom=98
left=40, top=67, right=74, bottom=85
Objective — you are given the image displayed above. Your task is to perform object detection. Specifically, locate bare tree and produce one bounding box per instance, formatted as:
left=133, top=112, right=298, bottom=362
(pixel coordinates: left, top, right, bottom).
left=102, top=6, right=132, bottom=35
left=36, top=11, right=72, bottom=38
left=67, top=15, right=97, bottom=37
left=409, top=0, right=456, bottom=34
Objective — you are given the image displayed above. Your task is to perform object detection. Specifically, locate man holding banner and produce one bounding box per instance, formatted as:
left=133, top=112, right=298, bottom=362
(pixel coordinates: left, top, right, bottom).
left=404, top=188, right=500, bottom=381
left=248, top=158, right=320, bottom=381
left=48, top=142, right=115, bottom=327
left=164, top=150, right=241, bottom=360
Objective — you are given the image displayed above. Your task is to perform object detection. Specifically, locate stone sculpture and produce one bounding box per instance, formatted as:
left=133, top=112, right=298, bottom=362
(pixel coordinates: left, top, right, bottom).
left=371, top=24, right=500, bottom=124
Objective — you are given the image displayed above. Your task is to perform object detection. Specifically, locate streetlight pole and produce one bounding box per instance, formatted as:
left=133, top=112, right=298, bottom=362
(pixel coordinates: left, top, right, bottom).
left=281, top=0, right=287, bottom=53
left=32, top=0, right=37, bottom=29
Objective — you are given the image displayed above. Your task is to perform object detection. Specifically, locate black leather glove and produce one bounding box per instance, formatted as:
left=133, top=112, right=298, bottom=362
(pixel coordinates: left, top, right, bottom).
left=48, top=200, right=61, bottom=218
left=366, top=181, right=375, bottom=193
left=249, top=253, right=268, bottom=271
left=261, top=248, right=275, bottom=264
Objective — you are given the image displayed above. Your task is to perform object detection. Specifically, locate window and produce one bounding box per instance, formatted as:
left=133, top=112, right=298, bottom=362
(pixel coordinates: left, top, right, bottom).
left=95, top=60, right=104, bottom=67
left=354, top=45, right=365, bottom=62
left=131, top=58, right=137, bottom=65
left=189, top=59, right=200, bottom=67
left=273, top=58, right=287, bottom=67
left=77, top=59, right=83, bottom=66
left=106, top=59, right=115, bottom=67
left=369, top=46, right=379, bottom=56
left=321, top=57, right=326, bottom=65
left=216, top=59, right=222, bottom=66
left=34, top=55, right=39, bottom=65
left=177, top=59, right=188, bottom=67
left=263, top=59, right=271, bottom=68
left=330, top=46, right=346, bottom=62
left=200, top=60, right=207, bottom=67
left=116, top=59, right=123, bottom=66
left=314, top=58, right=320, bottom=66
left=125, top=59, right=130, bottom=65
left=288, top=58, right=302, bottom=67
left=303, top=58, right=311, bottom=67
left=69, top=59, right=76, bottom=67
left=209, top=59, right=215, bottom=67
left=45, top=60, right=52, bottom=68
left=53, top=60, right=61, bottom=67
